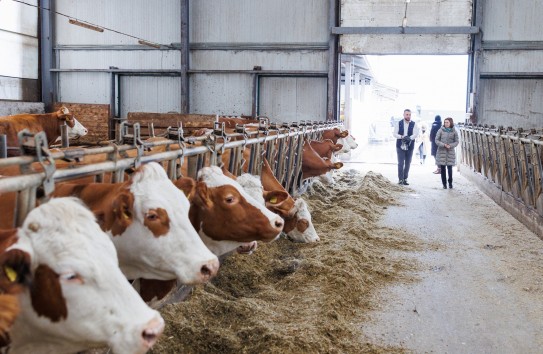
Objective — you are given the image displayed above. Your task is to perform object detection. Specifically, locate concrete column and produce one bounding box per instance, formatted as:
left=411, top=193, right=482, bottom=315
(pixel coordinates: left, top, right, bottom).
left=354, top=72, right=360, bottom=102
left=344, top=60, right=352, bottom=131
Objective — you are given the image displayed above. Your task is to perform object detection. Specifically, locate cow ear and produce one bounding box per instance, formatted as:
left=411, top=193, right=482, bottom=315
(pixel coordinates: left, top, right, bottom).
left=30, top=264, right=67, bottom=322
left=340, top=130, right=349, bottom=138
left=334, top=143, right=343, bottom=152
left=0, top=249, right=32, bottom=293
left=111, top=191, right=134, bottom=236
left=333, top=162, right=343, bottom=169
left=193, top=181, right=213, bottom=209
left=264, top=190, right=289, bottom=207
left=174, top=177, right=196, bottom=200
left=60, top=106, right=69, bottom=115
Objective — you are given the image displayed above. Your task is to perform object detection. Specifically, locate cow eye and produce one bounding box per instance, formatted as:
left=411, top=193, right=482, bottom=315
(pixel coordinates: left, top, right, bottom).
left=146, top=213, right=158, bottom=221
left=225, top=195, right=236, bottom=204
left=60, top=272, right=83, bottom=284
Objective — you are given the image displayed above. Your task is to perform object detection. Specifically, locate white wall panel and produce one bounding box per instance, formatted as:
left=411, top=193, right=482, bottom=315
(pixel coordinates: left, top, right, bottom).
left=483, top=0, right=543, bottom=41
left=341, top=34, right=470, bottom=55
left=190, top=74, right=253, bottom=116
left=482, top=51, right=543, bottom=73
left=0, top=0, right=38, bottom=36
left=340, top=0, right=472, bottom=54
left=120, top=77, right=181, bottom=116
left=58, top=72, right=110, bottom=104
left=191, top=0, right=328, bottom=43
left=191, top=50, right=328, bottom=71
left=55, top=0, right=180, bottom=45
left=59, top=50, right=180, bottom=70
left=341, top=0, right=471, bottom=27
left=259, top=77, right=327, bottom=123
left=479, top=80, right=543, bottom=128
left=0, top=31, right=38, bottom=79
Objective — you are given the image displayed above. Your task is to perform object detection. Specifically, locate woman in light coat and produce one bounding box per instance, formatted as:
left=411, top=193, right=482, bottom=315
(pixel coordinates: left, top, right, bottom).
left=415, top=124, right=430, bottom=164
left=435, top=117, right=459, bottom=189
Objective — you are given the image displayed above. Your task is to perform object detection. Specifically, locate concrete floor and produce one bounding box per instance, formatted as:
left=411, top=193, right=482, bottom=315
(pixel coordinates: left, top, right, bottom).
left=345, top=143, right=543, bottom=354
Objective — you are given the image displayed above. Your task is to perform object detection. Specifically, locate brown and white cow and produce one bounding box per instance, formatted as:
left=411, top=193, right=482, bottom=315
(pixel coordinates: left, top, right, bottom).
left=52, top=162, right=219, bottom=284
left=308, top=139, right=344, bottom=160
left=177, top=166, right=284, bottom=256
left=302, top=139, right=343, bottom=179
left=258, top=159, right=319, bottom=242
left=0, top=107, right=88, bottom=156
left=321, top=127, right=349, bottom=144
left=1, top=197, right=163, bottom=354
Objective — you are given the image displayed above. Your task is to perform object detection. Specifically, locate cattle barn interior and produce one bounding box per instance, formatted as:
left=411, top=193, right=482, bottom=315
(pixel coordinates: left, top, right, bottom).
left=1, top=0, right=543, bottom=353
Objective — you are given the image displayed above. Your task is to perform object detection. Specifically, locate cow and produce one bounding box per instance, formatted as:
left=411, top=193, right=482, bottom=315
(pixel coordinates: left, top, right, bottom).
left=258, top=159, right=319, bottom=242
left=302, top=139, right=343, bottom=179
left=1, top=197, right=164, bottom=354
left=179, top=166, right=284, bottom=256
left=51, top=162, right=219, bottom=284
left=309, top=139, right=344, bottom=160
left=320, top=127, right=349, bottom=144
left=0, top=107, right=88, bottom=156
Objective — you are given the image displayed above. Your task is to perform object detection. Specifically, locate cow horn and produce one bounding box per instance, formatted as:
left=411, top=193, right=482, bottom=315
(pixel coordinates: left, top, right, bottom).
left=61, top=107, right=69, bottom=114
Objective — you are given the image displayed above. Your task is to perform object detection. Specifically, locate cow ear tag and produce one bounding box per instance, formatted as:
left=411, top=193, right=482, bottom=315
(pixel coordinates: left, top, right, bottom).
left=4, top=266, right=17, bottom=282
left=269, top=197, right=278, bottom=204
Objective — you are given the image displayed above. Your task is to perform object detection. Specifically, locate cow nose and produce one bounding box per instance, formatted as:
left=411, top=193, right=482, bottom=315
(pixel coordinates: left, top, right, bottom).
left=141, top=316, right=164, bottom=349
left=274, top=217, right=284, bottom=230
left=200, top=258, right=219, bottom=282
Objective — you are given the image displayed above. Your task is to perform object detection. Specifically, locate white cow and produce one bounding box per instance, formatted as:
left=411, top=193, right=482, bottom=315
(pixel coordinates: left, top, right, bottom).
left=3, top=197, right=164, bottom=354
left=53, top=162, right=220, bottom=284
left=237, top=173, right=319, bottom=243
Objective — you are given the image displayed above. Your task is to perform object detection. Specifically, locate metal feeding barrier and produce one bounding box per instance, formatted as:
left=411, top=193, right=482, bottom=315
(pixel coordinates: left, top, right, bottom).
left=460, top=124, right=543, bottom=214
left=0, top=119, right=340, bottom=228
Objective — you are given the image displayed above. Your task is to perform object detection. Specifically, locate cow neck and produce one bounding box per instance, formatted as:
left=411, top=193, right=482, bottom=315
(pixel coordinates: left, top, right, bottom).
left=0, top=229, right=17, bottom=253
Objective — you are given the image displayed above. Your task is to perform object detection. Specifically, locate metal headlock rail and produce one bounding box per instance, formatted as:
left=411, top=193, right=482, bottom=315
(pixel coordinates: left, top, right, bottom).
left=460, top=124, right=543, bottom=214
left=0, top=119, right=342, bottom=228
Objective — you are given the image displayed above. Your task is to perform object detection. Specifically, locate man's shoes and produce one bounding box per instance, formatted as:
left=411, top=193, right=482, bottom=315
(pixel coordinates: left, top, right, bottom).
left=402, top=180, right=409, bottom=186
left=398, top=180, right=404, bottom=185
left=443, top=184, right=447, bottom=189
left=449, top=183, right=453, bottom=189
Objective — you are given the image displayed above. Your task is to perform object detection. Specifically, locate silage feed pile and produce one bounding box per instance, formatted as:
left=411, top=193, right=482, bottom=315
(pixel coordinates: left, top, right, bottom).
left=151, top=170, right=419, bottom=354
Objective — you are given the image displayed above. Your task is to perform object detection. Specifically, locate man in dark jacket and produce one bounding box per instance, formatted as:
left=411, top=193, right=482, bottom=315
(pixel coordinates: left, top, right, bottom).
left=429, top=115, right=442, bottom=174
left=393, top=109, right=419, bottom=185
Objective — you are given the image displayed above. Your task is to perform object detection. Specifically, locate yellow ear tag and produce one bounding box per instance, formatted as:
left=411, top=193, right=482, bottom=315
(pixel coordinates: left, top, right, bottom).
left=269, top=197, right=277, bottom=204
left=122, top=212, right=130, bottom=220
left=4, top=266, right=17, bottom=282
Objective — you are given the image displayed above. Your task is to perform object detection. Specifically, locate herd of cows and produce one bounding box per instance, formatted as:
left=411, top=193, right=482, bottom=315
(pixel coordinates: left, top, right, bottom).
left=0, top=107, right=358, bottom=353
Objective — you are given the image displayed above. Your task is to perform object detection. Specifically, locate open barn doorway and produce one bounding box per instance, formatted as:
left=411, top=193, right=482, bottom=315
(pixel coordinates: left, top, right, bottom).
left=340, top=55, right=469, bottom=172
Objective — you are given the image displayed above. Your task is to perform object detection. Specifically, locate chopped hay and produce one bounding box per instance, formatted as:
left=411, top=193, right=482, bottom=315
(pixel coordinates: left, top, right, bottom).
left=151, top=169, right=419, bottom=354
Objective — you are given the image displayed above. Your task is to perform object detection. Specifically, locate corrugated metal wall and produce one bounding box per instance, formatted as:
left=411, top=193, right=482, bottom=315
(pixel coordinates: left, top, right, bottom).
left=54, top=0, right=330, bottom=122
left=0, top=0, right=39, bottom=101
left=55, top=0, right=181, bottom=115
left=477, top=0, right=543, bottom=128
left=189, top=0, right=329, bottom=121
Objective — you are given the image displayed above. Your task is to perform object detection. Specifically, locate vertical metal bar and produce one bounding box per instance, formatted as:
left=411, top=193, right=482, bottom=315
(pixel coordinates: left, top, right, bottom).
left=109, top=73, right=116, bottom=140
left=0, top=135, right=7, bottom=158
left=180, top=0, right=190, bottom=113
left=16, top=189, right=32, bottom=227
left=327, top=0, right=338, bottom=121
left=524, top=141, right=535, bottom=206
left=40, top=0, right=55, bottom=110
left=61, top=124, right=69, bottom=148
left=251, top=74, right=258, bottom=118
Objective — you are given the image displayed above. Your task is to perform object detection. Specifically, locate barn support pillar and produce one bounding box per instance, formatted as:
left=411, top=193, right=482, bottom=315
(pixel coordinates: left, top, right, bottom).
left=40, top=0, right=56, bottom=111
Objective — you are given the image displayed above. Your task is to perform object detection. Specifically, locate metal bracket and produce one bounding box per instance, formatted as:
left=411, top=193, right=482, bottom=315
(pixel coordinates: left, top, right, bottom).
left=33, top=132, right=56, bottom=197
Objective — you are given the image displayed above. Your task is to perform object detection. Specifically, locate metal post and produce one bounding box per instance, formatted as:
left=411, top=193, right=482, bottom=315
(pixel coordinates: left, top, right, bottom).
left=40, top=0, right=56, bottom=110
left=61, top=124, right=69, bottom=148
left=0, top=135, right=6, bottom=158
left=180, top=0, right=190, bottom=113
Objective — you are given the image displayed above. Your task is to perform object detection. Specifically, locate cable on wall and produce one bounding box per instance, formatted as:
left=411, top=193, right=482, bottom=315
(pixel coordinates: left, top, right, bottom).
left=10, top=0, right=165, bottom=48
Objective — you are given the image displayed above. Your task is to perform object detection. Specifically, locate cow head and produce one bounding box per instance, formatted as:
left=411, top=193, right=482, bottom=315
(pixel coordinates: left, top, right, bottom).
left=6, top=197, right=164, bottom=354
left=283, top=198, right=319, bottom=243
left=187, top=166, right=284, bottom=256
left=56, top=107, right=88, bottom=139
left=109, top=162, right=219, bottom=284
